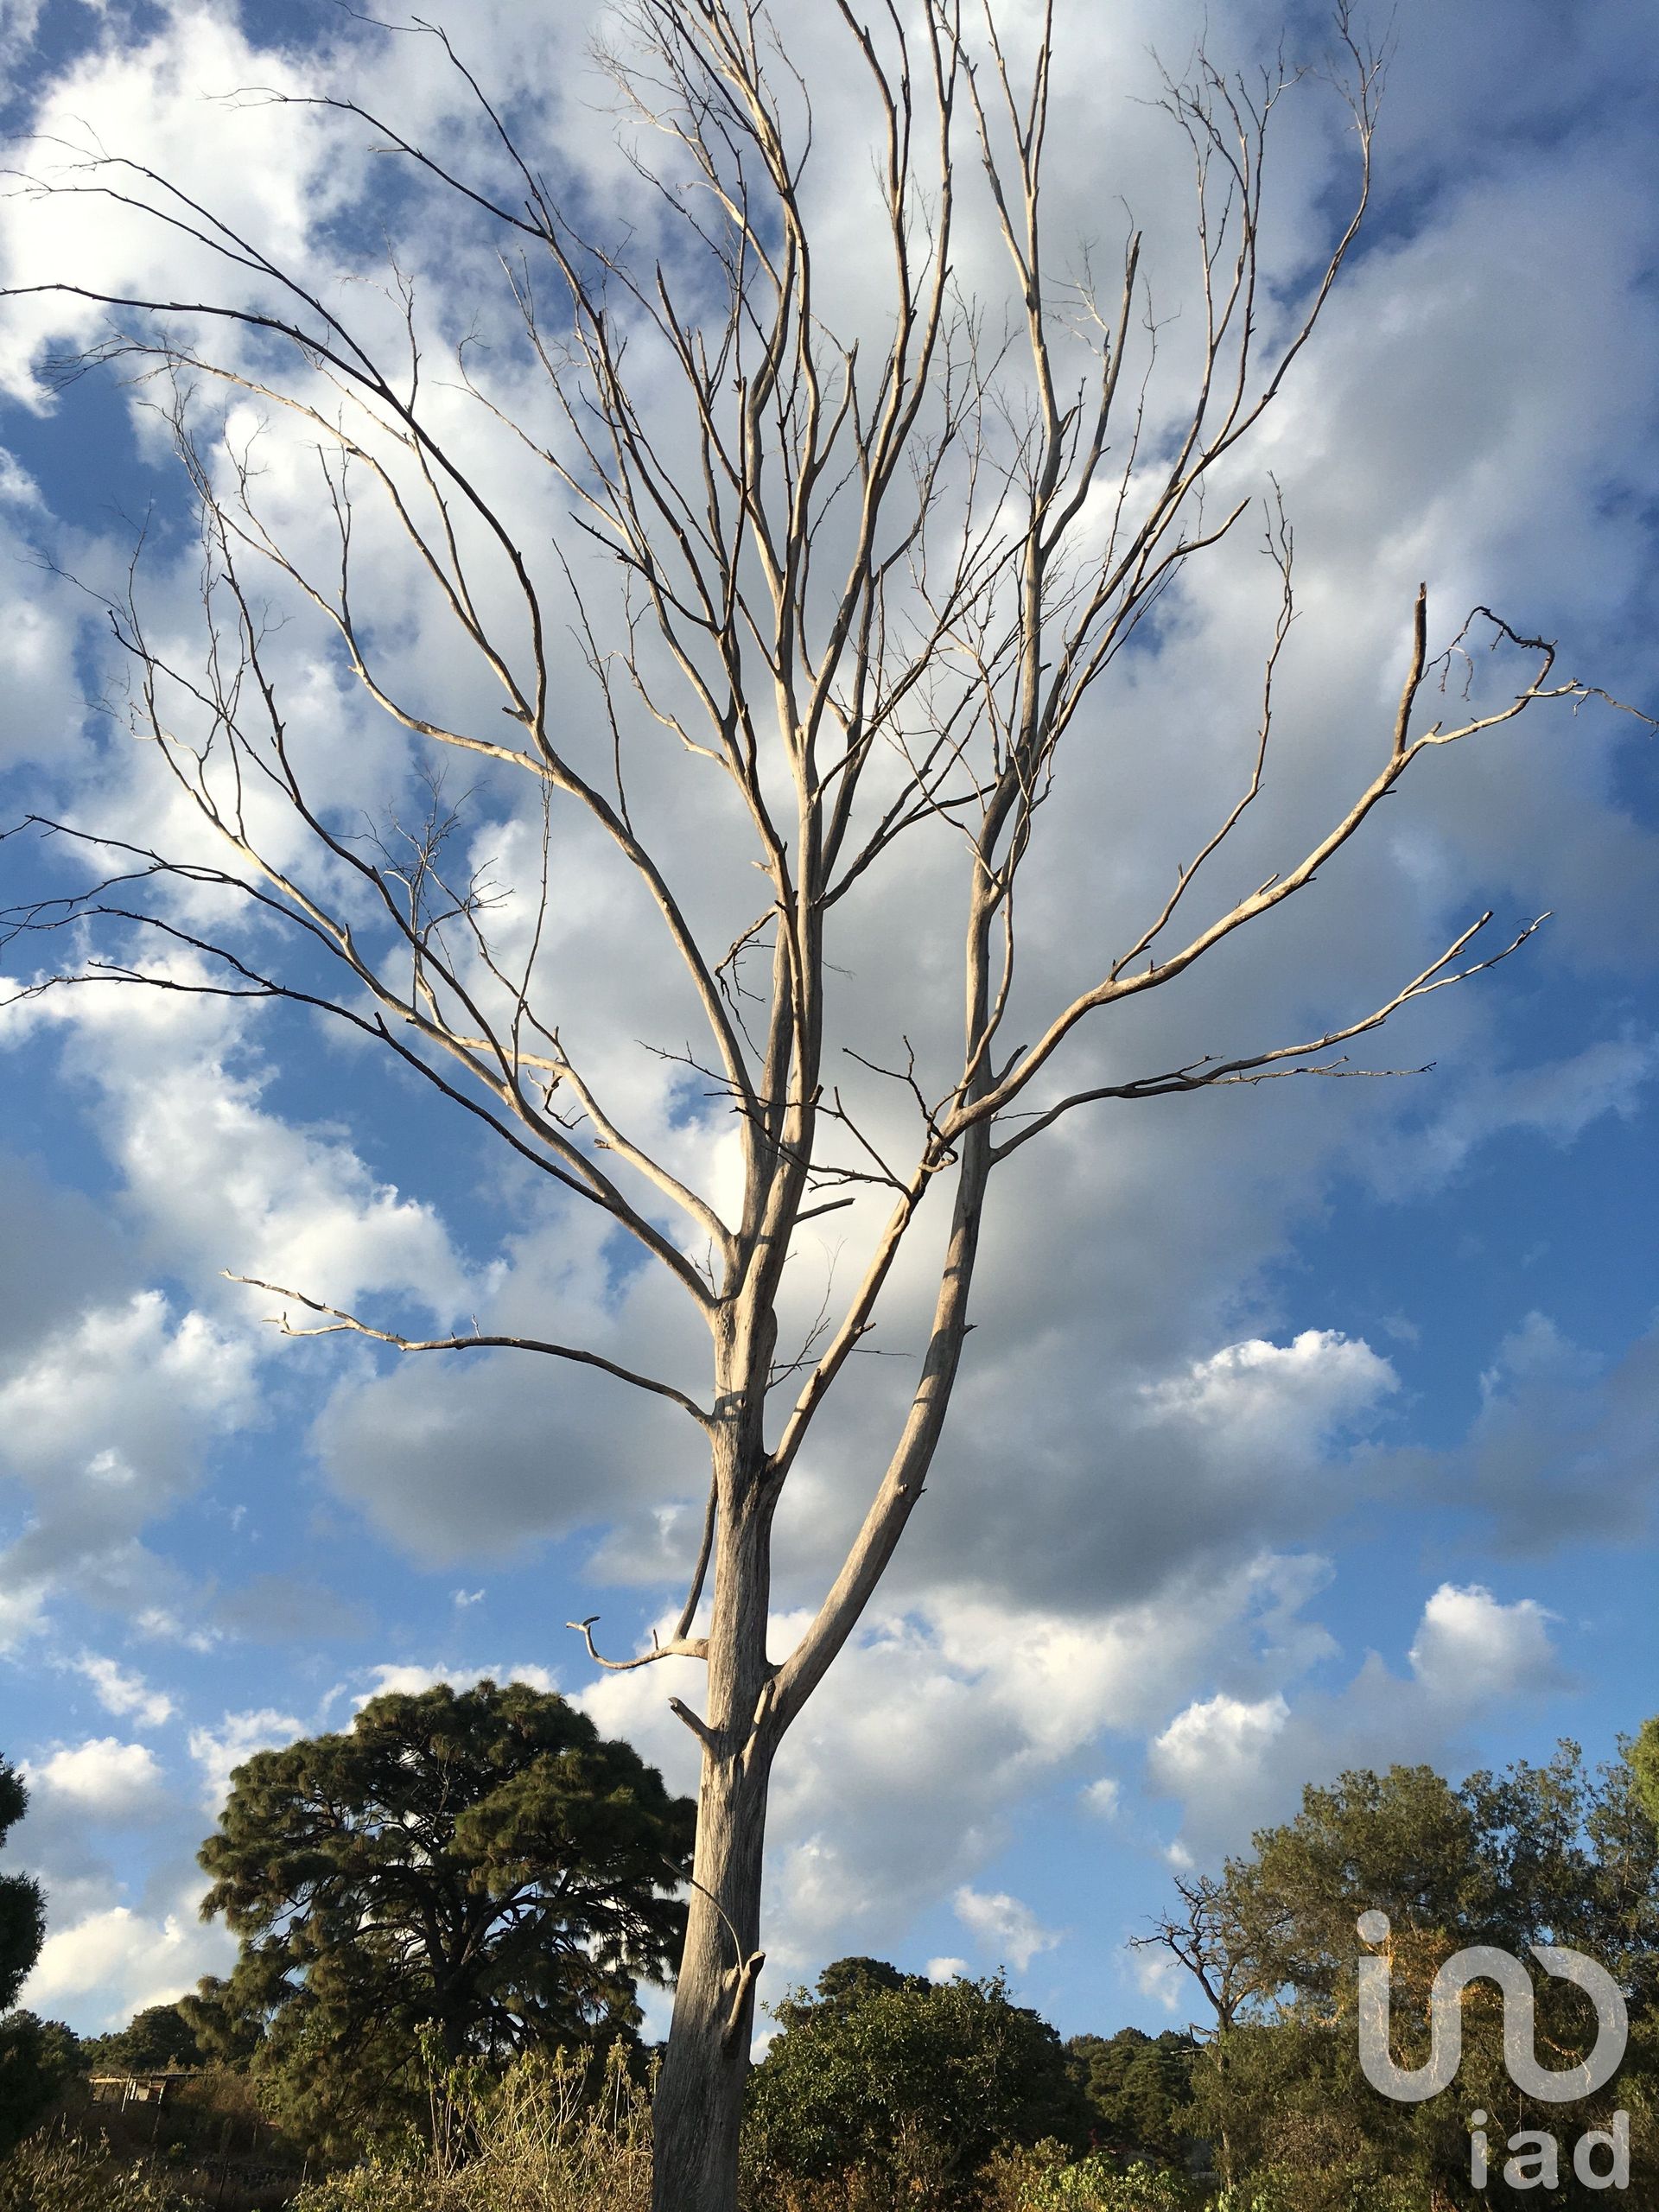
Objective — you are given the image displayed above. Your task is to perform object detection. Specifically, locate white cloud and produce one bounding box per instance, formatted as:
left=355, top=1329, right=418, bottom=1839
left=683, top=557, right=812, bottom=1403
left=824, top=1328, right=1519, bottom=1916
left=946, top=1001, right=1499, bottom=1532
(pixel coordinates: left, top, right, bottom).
left=1408, top=1583, right=1563, bottom=1703
left=27, top=1738, right=165, bottom=1817
left=5, top=982, right=471, bottom=1325
left=22, top=1901, right=233, bottom=2031
left=0, top=1291, right=256, bottom=1643
left=878, top=1332, right=1399, bottom=1624
left=133, top=1608, right=220, bottom=1656
left=0, top=1578, right=49, bottom=1654
left=1132, top=1947, right=1190, bottom=2018
left=1141, top=1332, right=1397, bottom=1443
left=0, top=1294, right=255, bottom=1471
left=952, top=1886, right=1061, bottom=1974
left=1149, top=1694, right=1292, bottom=1806
left=71, top=1654, right=175, bottom=1728
left=581, top=1552, right=1351, bottom=1994
left=1147, top=1582, right=1569, bottom=1860
left=311, top=1211, right=706, bottom=1567
left=926, top=1956, right=969, bottom=1984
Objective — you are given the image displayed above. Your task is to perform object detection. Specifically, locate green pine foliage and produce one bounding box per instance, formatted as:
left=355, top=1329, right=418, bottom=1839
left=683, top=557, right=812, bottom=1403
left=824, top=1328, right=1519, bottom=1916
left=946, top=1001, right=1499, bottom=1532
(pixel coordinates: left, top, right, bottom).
left=79, top=2004, right=204, bottom=2079
left=180, top=1680, right=693, bottom=2159
left=1065, top=2028, right=1198, bottom=2165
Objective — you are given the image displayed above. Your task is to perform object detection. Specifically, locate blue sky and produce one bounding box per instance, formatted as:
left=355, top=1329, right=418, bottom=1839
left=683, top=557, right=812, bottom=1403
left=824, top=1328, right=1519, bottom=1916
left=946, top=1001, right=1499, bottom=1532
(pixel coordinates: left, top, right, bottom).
left=1, top=0, right=1656, bottom=2048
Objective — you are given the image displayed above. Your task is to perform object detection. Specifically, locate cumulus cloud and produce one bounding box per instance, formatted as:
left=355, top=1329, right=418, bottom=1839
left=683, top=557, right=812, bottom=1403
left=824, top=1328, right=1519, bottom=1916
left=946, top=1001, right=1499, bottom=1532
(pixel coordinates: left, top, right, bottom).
left=0, top=1578, right=48, bottom=1652
left=864, top=1332, right=1401, bottom=1625
left=1408, top=1583, right=1563, bottom=1703
left=1, top=982, right=469, bottom=1323
left=1132, top=1947, right=1191, bottom=2017
left=26, top=1738, right=166, bottom=1817
left=352, top=1662, right=559, bottom=1708
left=579, top=1551, right=1337, bottom=1990
left=1147, top=1581, right=1569, bottom=1860
left=0, top=968, right=490, bottom=1638
left=0, top=1290, right=256, bottom=1643
left=1150, top=1694, right=1292, bottom=1808
left=22, top=1900, right=234, bottom=2031
left=1080, top=1778, right=1122, bottom=1821
left=0, top=1293, right=253, bottom=1472
left=309, top=1205, right=709, bottom=1567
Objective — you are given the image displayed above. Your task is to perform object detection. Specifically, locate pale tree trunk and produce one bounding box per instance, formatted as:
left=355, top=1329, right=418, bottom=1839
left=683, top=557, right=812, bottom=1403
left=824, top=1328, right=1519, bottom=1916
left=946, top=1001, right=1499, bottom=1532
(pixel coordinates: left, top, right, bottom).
left=651, top=1122, right=993, bottom=2210
left=651, top=1366, right=781, bottom=2212
left=650, top=1722, right=772, bottom=2212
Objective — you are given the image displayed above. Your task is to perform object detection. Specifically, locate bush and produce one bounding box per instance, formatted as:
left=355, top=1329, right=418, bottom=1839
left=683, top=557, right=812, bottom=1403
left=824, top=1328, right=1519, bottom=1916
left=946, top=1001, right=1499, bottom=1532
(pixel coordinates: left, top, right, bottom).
left=745, top=1961, right=1087, bottom=2210
left=980, top=2146, right=1202, bottom=2212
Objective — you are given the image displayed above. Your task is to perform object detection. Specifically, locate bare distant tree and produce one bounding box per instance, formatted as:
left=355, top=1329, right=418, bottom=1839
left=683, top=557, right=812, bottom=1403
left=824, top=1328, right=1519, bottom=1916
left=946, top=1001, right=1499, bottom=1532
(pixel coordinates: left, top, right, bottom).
left=3, top=4, right=1646, bottom=2204
left=1133, top=1870, right=1277, bottom=2185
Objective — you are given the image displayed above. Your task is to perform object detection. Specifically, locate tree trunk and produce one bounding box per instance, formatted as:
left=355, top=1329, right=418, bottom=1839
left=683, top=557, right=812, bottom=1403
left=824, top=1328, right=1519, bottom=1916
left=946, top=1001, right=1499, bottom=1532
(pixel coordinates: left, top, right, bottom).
left=651, top=1441, right=778, bottom=2212
left=650, top=1733, right=772, bottom=2211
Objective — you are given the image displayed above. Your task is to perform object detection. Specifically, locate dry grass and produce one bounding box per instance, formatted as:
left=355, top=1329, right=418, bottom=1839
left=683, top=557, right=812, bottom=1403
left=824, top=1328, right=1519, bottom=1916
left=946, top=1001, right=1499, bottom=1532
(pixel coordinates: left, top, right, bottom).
left=292, top=2047, right=651, bottom=2212
left=0, top=2130, right=200, bottom=2212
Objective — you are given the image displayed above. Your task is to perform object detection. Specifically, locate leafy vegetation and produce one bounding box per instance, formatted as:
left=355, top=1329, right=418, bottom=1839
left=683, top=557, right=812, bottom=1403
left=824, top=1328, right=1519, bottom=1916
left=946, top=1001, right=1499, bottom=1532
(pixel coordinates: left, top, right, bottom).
left=0, top=1761, right=44, bottom=2014
left=1153, top=1738, right=1659, bottom=2208
left=742, top=1959, right=1089, bottom=2209
left=1065, top=2029, right=1198, bottom=2167
left=980, top=2147, right=1204, bottom=2210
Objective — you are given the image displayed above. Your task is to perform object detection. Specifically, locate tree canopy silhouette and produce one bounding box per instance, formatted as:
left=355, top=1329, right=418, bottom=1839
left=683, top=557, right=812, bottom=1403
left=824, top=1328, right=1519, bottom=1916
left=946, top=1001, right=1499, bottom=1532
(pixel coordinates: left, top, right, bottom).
left=183, top=1679, right=693, bottom=2152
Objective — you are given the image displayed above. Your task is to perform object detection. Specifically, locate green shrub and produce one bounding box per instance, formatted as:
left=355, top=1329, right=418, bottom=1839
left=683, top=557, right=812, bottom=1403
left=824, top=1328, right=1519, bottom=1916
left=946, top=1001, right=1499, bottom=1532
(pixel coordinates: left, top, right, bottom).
left=745, top=1961, right=1087, bottom=2211
left=980, top=2145, right=1202, bottom=2211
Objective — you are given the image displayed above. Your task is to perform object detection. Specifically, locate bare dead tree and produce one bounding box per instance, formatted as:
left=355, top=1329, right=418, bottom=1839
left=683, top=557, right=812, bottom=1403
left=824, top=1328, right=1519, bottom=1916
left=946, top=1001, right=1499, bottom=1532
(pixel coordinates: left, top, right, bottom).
left=3, top=5, right=1649, bottom=2204
left=1135, top=1872, right=1260, bottom=2039
left=1132, top=1869, right=1282, bottom=2185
